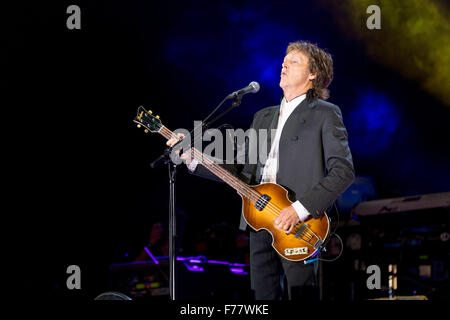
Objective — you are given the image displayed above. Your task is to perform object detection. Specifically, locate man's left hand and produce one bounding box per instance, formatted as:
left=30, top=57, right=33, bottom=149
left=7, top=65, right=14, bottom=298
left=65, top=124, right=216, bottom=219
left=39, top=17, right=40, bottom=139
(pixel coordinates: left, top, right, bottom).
left=274, top=205, right=300, bottom=234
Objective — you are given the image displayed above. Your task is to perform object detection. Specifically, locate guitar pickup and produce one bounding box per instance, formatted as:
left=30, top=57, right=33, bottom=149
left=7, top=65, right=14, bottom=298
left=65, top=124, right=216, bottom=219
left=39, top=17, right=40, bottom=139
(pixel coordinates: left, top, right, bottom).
left=255, top=194, right=271, bottom=211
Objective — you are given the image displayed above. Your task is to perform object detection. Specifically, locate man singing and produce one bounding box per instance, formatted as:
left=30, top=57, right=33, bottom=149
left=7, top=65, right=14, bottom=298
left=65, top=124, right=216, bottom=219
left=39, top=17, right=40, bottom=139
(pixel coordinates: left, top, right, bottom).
left=168, top=41, right=355, bottom=300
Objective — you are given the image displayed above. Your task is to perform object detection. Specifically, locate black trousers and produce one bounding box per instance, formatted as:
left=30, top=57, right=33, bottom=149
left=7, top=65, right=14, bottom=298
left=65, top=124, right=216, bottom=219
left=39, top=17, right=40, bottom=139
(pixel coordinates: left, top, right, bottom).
left=249, top=229, right=319, bottom=300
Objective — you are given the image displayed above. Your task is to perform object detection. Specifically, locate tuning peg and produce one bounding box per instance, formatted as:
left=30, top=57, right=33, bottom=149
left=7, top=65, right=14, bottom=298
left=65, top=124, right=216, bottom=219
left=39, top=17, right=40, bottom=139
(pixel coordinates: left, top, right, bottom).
left=137, top=124, right=141, bottom=128
left=155, top=115, right=160, bottom=119
left=148, top=110, right=153, bottom=114
left=144, top=129, right=149, bottom=133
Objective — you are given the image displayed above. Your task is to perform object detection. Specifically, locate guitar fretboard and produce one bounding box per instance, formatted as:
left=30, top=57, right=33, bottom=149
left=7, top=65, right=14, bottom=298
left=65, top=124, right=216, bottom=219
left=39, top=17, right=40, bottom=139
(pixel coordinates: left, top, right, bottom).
left=158, top=126, right=261, bottom=203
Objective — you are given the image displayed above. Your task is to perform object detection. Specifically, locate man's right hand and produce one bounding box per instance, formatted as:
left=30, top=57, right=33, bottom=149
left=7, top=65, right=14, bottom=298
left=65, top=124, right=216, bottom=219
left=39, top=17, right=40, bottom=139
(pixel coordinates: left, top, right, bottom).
left=166, top=133, right=193, bottom=165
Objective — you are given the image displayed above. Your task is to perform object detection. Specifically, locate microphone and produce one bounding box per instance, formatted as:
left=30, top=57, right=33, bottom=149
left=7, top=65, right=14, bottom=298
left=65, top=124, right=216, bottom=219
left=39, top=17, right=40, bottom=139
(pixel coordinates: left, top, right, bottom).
left=227, top=81, right=260, bottom=98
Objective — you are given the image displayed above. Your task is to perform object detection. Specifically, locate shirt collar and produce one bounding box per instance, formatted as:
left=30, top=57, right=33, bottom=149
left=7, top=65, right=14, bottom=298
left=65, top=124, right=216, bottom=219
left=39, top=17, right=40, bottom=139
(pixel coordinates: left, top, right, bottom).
left=281, top=93, right=307, bottom=113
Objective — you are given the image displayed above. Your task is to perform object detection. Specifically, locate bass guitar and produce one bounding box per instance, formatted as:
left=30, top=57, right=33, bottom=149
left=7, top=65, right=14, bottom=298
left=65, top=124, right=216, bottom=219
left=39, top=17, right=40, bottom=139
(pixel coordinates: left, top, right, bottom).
left=133, top=106, right=329, bottom=261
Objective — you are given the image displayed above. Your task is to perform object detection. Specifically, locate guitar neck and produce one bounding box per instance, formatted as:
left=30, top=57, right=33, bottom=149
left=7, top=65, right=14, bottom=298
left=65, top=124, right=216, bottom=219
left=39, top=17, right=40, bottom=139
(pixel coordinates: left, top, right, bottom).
left=158, top=126, right=258, bottom=202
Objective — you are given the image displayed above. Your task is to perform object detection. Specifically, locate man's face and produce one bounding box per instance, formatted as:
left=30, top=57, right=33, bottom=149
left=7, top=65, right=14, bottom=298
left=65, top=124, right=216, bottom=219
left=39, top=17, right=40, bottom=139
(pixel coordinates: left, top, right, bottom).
left=279, top=50, right=314, bottom=92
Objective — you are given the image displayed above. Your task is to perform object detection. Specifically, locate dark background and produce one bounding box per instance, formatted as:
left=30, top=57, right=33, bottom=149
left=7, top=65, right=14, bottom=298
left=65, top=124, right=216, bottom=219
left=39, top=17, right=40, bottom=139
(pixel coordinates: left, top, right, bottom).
left=7, top=0, right=450, bottom=301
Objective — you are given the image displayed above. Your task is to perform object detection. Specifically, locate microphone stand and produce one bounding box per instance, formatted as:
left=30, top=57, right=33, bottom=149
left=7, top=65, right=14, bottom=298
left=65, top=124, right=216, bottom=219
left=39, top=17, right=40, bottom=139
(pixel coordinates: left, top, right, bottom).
left=148, top=92, right=243, bottom=301
left=191, top=93, right=243, bottom=137
left=149, top=148, right=178, bottom=300
left=167, top=161, right=177, bottom=300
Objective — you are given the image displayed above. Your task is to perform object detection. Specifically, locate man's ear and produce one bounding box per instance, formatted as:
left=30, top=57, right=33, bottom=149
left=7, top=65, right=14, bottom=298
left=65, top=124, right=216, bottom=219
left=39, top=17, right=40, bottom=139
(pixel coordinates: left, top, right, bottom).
left=309, top=73, right=317, bottom=81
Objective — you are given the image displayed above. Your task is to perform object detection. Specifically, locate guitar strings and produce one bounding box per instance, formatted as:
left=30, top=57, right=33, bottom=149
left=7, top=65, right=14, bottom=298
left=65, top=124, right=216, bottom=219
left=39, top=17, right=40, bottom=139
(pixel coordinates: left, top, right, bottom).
left=163, top=130, right=320, bottom=243
left=161, top=128, right=261, bottom=200
left=142, top=119, right=300, bottom=228
left=161, top=127, right=312, bottom=238
left=160, top=127, right=317, bottom=239
left=161, top=127, right=283, bottom=217
left=137, top=116, right=319, bottom=246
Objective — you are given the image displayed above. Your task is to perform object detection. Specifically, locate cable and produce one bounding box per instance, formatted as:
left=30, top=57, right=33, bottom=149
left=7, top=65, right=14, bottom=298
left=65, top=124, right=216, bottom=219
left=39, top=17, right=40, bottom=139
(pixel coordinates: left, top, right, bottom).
left=318, top=202, right=340, bottom=250
left=309, top=202, right=344, bottom=263
left=318, top=233, right=344, bottom=263
left=332, top=202, right=340, bottom=235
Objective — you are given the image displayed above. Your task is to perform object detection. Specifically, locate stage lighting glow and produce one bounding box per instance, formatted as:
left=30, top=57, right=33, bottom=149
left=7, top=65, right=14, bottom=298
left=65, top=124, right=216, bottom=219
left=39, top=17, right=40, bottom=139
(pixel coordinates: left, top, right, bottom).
left=320, top=0, right=450, bottom=106
left=347, top=90, right=400, bottom=156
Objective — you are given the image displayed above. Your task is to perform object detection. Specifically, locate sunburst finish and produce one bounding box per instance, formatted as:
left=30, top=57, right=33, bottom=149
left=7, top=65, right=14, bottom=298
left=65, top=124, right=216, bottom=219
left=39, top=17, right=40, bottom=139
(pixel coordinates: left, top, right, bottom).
left=240, top=183, right=329, bottom=261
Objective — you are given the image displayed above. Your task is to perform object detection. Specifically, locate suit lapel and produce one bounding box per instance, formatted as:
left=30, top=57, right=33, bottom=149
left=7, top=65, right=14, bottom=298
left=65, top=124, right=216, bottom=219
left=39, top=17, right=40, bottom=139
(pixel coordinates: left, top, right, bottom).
left=268, top=106, right=279, bottom=148
left=290, top=95, right=315, bottom=118
left=280, top=96, right=317, bottom=142
left=260, top=106, right=279, bottom=150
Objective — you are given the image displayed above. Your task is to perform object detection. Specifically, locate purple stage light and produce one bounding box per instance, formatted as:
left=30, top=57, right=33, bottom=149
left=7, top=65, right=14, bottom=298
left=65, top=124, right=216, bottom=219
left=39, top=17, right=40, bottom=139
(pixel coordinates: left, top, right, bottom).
left=230, top=263, right=247, bottom=267
left=183, top=262, right=205, bottom=272
left=207, top=260, right=228, bottom=265
left=230, top=267, right=248, bottom=275
left=189, top=259, right=203, bottom=264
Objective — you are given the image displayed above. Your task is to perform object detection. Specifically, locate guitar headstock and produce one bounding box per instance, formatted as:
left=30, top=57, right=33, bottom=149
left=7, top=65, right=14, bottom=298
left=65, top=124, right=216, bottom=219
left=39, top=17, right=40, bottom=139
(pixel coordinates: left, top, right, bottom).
left=133, top=106, right=163, bottom=133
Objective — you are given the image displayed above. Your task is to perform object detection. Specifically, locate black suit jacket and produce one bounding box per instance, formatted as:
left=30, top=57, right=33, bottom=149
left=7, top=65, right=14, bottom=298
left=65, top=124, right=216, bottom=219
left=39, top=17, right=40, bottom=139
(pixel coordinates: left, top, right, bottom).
left=192, top=95, right=355, bottom=231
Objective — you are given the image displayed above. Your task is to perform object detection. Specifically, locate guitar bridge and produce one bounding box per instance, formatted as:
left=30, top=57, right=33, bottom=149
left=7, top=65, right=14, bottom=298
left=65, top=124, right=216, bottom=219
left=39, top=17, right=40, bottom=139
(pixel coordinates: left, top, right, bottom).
left=295, top=224, right=324, bottom=250
left=313, top=239, right=323, bottom=250
left=255, top=194, right=271, bottom=211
